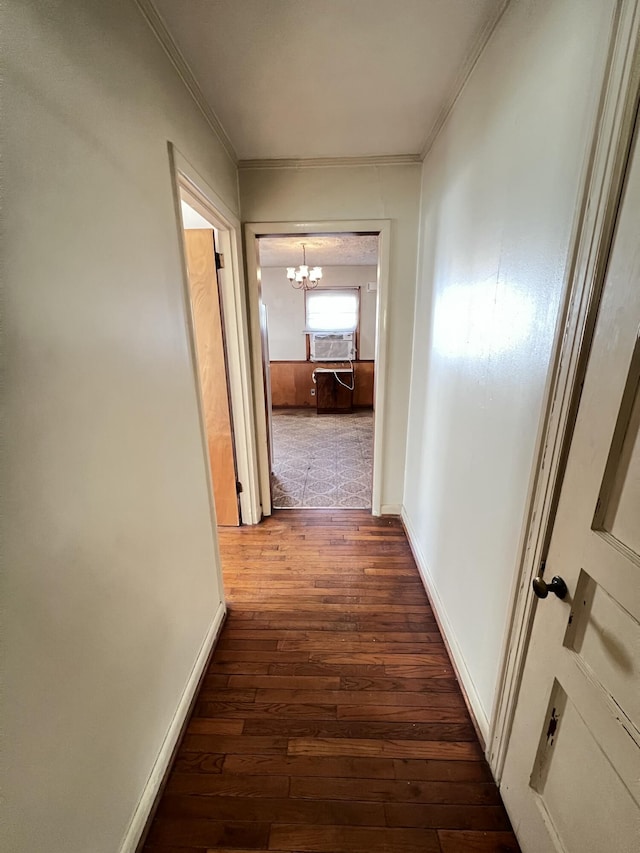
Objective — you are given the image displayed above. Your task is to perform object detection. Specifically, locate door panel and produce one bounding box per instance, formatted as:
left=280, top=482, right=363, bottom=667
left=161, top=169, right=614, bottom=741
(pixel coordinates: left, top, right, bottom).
left=184, top=228, right=240, bottom=527
left=594, top=338, right=640, bottom=556
left=564, top=570, right=640, bottom=731
left=500, top=123, right=640, bottom=851
left=528, top=678, right=638, bottom=853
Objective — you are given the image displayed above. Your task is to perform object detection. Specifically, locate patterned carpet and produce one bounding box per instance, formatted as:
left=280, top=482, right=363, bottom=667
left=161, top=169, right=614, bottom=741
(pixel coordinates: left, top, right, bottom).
left=271, top=409, right=373, bottom=508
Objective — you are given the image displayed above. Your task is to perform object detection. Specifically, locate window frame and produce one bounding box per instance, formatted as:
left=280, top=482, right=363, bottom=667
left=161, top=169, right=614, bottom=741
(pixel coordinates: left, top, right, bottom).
left=304, top=287, right=361, bottom=361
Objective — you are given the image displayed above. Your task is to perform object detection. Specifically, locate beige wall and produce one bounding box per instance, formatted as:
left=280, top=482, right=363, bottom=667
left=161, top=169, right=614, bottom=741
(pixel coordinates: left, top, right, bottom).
left=4, top=1, right=238, bottom=851
left=403, top=0, right=618, bottom=730
left=261, top=265, right=378, bottom=361
left=240, top=164, right=421, bottom=511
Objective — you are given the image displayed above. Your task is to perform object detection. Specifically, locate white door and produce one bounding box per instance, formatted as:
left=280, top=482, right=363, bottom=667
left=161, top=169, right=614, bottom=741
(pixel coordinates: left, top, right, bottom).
left=500, top=121, right=640, bottom=851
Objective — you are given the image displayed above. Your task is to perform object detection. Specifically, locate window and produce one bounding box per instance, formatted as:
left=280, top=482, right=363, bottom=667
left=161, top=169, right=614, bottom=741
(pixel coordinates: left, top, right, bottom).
left=305, top=288, right=360, bottom=333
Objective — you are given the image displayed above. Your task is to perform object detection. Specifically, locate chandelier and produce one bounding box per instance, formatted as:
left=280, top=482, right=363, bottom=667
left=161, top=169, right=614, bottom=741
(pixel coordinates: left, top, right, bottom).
left=286, top=243, right=322, bottom=290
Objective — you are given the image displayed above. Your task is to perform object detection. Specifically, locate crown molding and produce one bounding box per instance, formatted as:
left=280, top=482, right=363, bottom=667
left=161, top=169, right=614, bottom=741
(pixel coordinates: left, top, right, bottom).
left=135, top=0, right=238, bottom=164
left=419, top=0, right=511, bottom=160
left=238, top=153, right=422, bottom=170
left=136, top=0, right=511, bottom=169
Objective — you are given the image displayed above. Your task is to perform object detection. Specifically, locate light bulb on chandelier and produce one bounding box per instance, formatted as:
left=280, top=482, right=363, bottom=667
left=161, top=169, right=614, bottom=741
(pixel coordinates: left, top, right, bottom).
left=286, top=243, right=322, bottom=290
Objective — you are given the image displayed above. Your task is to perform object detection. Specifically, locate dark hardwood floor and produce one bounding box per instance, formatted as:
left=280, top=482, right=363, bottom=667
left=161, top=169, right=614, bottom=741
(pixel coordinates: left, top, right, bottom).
left=143, top=510, right=520, bottom=853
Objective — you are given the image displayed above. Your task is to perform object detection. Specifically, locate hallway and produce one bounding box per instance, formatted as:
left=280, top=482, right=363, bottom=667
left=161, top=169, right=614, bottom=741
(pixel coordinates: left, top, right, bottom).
left=143, top=512, right=519, bottom=852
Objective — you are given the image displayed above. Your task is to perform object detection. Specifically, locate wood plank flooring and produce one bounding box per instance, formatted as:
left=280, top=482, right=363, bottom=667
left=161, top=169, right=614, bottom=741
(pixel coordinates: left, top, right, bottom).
left=144, top=511, right=520, bottom=853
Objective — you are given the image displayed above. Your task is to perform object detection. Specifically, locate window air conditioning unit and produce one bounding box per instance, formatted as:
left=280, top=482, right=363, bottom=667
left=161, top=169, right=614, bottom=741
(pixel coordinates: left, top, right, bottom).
left=310, top=333, right=355, bottom=362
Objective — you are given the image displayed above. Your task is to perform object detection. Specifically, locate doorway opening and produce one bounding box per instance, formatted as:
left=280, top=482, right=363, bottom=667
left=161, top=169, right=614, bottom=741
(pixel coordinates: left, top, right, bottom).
left=180, top=196, right=241, bottom=525
left=259, top=234, right=378, bottom=510
left=245, top=220, right=391, bottom=517
left=169, top=145, right=262, bottom=531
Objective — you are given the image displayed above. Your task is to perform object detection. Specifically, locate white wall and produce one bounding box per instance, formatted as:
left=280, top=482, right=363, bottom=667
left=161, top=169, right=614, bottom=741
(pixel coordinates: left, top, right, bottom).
left=240, top=164, right=421, bottom=510
left=4, top=1, right=238, bottom=851
left=261, top=266, right=378, bottom=361
left=403, top=0, right=618, bottom=730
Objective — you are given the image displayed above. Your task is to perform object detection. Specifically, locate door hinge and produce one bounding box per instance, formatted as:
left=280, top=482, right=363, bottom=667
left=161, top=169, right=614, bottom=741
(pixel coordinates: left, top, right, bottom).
left=215, top=251, right=225, bottom=270
left=236, top=480, right=243, bottom=494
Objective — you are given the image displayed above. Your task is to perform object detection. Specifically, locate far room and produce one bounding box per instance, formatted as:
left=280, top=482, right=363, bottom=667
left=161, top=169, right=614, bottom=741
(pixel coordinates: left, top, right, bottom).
left=258, top=234, right=378, bottom=509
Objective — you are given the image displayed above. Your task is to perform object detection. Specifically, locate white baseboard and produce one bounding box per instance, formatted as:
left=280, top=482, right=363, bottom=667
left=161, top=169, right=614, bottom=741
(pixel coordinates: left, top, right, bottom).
left=119, top=600, right=226, bottom=853
left=401, top=508, right=490, bottom=745
left=380, top=503, right=402, bottom=515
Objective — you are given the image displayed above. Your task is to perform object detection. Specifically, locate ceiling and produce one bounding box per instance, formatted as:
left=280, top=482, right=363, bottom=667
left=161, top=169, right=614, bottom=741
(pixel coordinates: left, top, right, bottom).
left=151, top=0, right=506, bottom=161
left=259, top=234, right=378, bottom=267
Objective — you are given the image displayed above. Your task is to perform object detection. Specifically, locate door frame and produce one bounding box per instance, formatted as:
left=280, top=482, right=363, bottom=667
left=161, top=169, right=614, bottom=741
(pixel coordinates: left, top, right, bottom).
left=168, top=144, right=262, bottom=525
left=488, top=0, right=640, bottom=782
left=244, top=219, right=391, bottom=517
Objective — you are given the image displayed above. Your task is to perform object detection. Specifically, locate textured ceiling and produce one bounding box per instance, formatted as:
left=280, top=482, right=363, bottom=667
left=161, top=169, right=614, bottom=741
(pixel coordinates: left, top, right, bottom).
left=151, top=0, right=506, bottom=160
left=259, top=235, right=378, bottom=267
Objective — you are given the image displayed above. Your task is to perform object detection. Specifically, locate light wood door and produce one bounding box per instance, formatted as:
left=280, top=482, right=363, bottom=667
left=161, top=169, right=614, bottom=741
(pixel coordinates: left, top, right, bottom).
left=500, top=123, right=640, bottom=851
left=184, top=229, right=239, bottom=527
